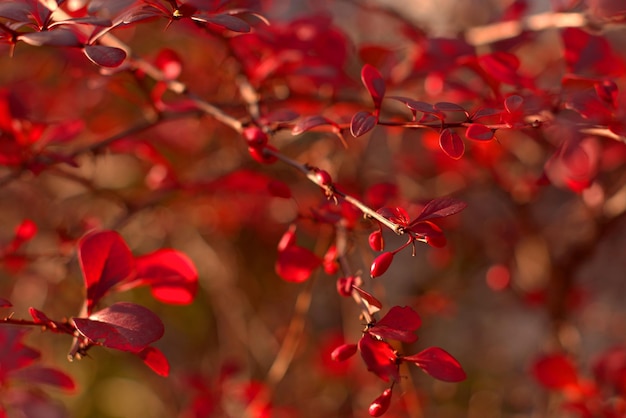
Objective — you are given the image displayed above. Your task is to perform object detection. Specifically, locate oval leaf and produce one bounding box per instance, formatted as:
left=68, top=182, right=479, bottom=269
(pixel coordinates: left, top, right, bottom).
left=403, top=347, right=466, bottom=382
left=73, top=302, right=164, bottom=353
left=465, top=123, right=494, bottom=141
left=79, top=230, right=135, bottom=314
left=361, top=64, right=386, bottom=110
left=83, top=45, right=127, bottom=67
left=532, top=353, right=579, bottom=389
left=350, top=111, right=378, bottom=137
left=413, top=197, right=467, bottom=223
left=19, top=29, right=81, bottom=47
left=292, top=115, right=337, bottom=135
left=358, top=335, right=399, bottom=382
left=134, top=249, right=198, bottom=305
left=369, top=306, right=421, bottom=343
left=137, top=346, right=170, bottom=377
left=275, top=246, right=322, bottom=283
left=439, top=128, right=465, bottom=159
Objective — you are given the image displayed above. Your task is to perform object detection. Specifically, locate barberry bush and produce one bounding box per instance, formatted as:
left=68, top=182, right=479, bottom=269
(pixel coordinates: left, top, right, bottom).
left=1, top=0, right=626, bottom=417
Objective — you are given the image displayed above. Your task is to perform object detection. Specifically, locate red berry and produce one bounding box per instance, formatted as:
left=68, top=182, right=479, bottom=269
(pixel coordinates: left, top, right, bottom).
left=330, top=343, right=358, bottom=362
left=368, top=230, right=384, bottom=251
left=243, top=126, right=268, bottom=147
left=248, top=145, right=278, bottom=164
left=314, top=169, right=332, bottom=186
left=370, top=252, right=394, bottom=278
left=368, top=388, right=392, bottom=417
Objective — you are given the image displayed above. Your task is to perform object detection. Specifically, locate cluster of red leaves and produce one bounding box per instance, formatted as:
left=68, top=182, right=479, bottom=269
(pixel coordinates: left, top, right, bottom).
left=0, top=324, right=74, bottom=417
left=331, top=306, right=465, bottom=416
left=533, top=348, right=626, bottom=418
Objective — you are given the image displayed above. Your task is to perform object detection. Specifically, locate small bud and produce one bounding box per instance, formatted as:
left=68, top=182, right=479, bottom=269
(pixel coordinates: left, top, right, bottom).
left=368, top=388, right=393, bottom=417
left=336, top=276, right=355, bottom=297
left=243, top=126, right=268, bottom=147
left=368, top=230, right=384, bottom=251
left=330, top=343, right=358, bottom=362
left=370, top=252, right=394, bottom=278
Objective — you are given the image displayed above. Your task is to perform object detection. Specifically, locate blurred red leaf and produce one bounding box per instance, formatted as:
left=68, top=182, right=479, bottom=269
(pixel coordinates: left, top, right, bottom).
left=83, top=45, right=127, bottom=68
left=275, top=246, right=321, bottom=283
left=193, top=13, right=251, bottom=33
left=0, top=328, right=40, bottom=379
left=465, top=123, right=494, bottom=141
left=439, top=128, right=465, bottom=159
left=358, top=335, right=399, bottom=382
left=267, top=180, right=292, bottom=198
left=351, top=111, right=378, bottom=137
left=0, top=297, right=11, bottom=307
left=19, top=29, right=81, bottom=47
left=532, top=353, right=579, bottom=390
left=562, top=27, right=625, bottom=76
left=137, top=347, right=170, bottom=377
left=369, top=306, right=421, bottom=343
left=10, top=366, right=75, bottom=391
left=352, top=286, right=382, bottom=310
left=292, top=115, right=339, bottom=135
left=73, top=302, right=164, bottom=353
left=403, top=347, right=466, bottom=382
left=78, top=230, right=135, bottom=314
left=361, top=64, right=386, bottom=111
left=377, top=207, right=410, bottom=226
left=133, top=249, right=198, bottom=305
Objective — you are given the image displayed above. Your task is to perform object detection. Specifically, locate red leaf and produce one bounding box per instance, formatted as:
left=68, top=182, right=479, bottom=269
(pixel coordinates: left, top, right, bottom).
left=10, top=366, right=75, bottom=391
left=137, top=346, right=169, bottom=377
left=267, top=180, right=292, bottom=198
left=0, top=297, right=11, bottom=308
left=352, top=285, right=383, bottom=310
left=275, top=246, right=321, bottom=283
left=83, top=45, right=127, bottom=68
left=331, top=343, right=358, bottom=362
left=19, top=29, right=81, bottom=47
left=28, top=307, right=52, bottom=325
left=358, top=335, right=399, bottom=382
left=369, top=306, right=421, bottom=343
left=532, top=353, right=579, bottom=390
left=465, top=123, right=494, bottom=141
left=413, top=197, right=468, bottom=223
left=0, top=327, right=41, bottom=376
left=403, top=347, right=466, bottom=382
left=434, top=102, right=467, bottom=114
left=472, top=107, right=502, bottom=120
left=292, top=115, right=339, bottom=135
left=350, top=111, right=378, bottom=137
left=133, top=249, right=198, bottom=305
left=439, top=128, right=465, bottom=159
left=361, top=64, right=386, bottom=110
left=504, top=95, right=524, bottom=113
left=370, top=252, right=394, bottom=278
left=376, top=206, right=410, bottom=226
left=78, top=230, right=135, bottom=314
left=193, top=14, right=251, bottom=33
left=368, top=388, right=392, bottom=417
left=73, top=302, right=164, bottom=353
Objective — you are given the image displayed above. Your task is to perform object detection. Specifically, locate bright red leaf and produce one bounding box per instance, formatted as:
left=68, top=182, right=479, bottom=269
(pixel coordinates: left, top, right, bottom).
left=275, top=245, right=322, bottom=283
left=361, top=64, right=386, bottom=111
left=73, top=302, right=164, bottom=353
left=133, top=249, right=198, bottom=305
left=137, top=346, right=170, bottom=377
left=413, top=197, right=468, bottom=223
left=439, top=128, right=465, bottom=159
left=369, top=306, right=422, bottom=343
left=358, top=334, right=399, bottom=382
left=78, top=230, right=135, bottom=314
left=403, top=347, right=466, bottom=382
left=370, top=252, right=394, bottom=278
left=352, top=285, right=382, bottom=311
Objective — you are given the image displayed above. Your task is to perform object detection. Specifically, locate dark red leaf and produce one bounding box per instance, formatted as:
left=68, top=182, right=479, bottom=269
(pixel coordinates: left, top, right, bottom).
left=292, top=115, right=339, bottom=135
left=0, top=297, right=11, bottom=308
left=49, top=17, right=113, bottom=28
left=28, top=308, right=52, bottom=325
left=358, top=335, right=399, bottom=382
left=504, top=95, right=524, bottom=113
left=134, top=249, right=198, bottom=305
left=434, top=102, right=467, bottom=113
left=73, top=302, right=164, bottom=353
left=368, top=388, right=392, bottom=417
left=331, top=343, right=358, bottom=362
left=10, top=366, right=75, bottom=391
left=154, top=48, right=182, bottom=80
left=83, top=45, right=127, bottom=68
left=137, top=346, right=169, bottom=377
left=369, top=306, right=421, bottom=343
left=413, top=197, right=468, bottom=223
left=370, top=252, right=394, bottom=278
left=78, top=230, right=135, bottom=314
left=465, top=123, right=494, bottom=141
left=275, top=246, right=321, bottom=283
left=376, top=206, right=410, bottom=226
left=562, top=27, right=625, bottom=76
left=0, top=3, right=31, bottom=21
left=19, top=29, right=81, bottom=47
left=193, top=14, right=251, bottom=33
left=472, top=107, right=502, bottom=120
left=532, top=353, right=579, bottom=389
left=361, top=64, right=386, bottom=110
left=0, top=327, right=41, bottom=375
left=350, top=111, right=378, bottom=137
left=352, top=285, right=382, bottom=310
left=439, top=128, right=465, bottom=159
left=403, top=347, right=466, bottom=382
